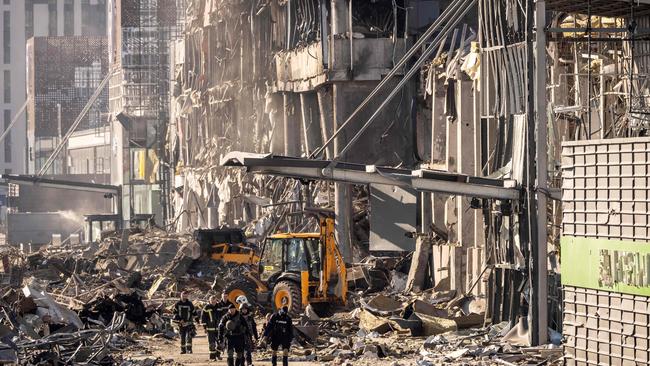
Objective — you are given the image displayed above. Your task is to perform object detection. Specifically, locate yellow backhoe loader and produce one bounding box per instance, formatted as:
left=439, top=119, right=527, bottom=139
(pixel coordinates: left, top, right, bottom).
left=222, top=210, right=347, bottom=315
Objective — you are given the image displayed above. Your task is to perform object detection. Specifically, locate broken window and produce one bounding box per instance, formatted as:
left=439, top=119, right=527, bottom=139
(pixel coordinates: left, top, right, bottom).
left=64, top=0, right=73, bottom=36
left=3, top=109, right=10, bottom=163
left=3, top=10, right=9, bottom=64
left=261, top=238, right=284, bottom=281
left=290, top=0, right=320, bottom=46
left=352, top=0, right=406, bottom=38
left=3, top=70, right=9, bottom=103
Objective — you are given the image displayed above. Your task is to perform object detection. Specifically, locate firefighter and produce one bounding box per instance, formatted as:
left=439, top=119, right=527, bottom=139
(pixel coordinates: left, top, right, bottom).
left=262, top=306, right=293, bottom=366
left=211, top=291, right=232, bottom=358
left=201, top=295, right=222, bottom=361
left=173, top=291, right=196, bottom=354
left=218, top=303, right=251, bottom=366
left=237, top=297, right=258, bottom=366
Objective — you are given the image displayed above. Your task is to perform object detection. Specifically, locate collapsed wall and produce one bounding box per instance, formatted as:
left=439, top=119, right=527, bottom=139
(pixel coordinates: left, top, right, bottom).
left=169, top=0, right=416, bottom=250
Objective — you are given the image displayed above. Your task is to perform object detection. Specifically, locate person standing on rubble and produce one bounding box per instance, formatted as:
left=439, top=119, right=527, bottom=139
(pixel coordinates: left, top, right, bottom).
left=201, top=295, right=222, bottom=361
left=239, top=302, right=259, bottom=366
left=218, top=303, right=252, bottom=366
left=173, top=291, right=196, bottom=354
left=262, top=306, right=294, bottom=366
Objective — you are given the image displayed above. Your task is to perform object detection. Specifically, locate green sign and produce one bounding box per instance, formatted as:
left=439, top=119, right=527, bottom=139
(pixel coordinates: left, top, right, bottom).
left=561, top=236, right=650, bottom=296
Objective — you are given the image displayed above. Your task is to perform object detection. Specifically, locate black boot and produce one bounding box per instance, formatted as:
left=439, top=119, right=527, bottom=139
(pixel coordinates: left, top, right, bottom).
left=187, top=346, right=193, bottom=354
left=180, top=346, right=186, bottom=354
left=227, top=357, right=235, bottom=366
left=282, top=355, right=288, bottom=366
left=271, top=355, right=277, bottom=366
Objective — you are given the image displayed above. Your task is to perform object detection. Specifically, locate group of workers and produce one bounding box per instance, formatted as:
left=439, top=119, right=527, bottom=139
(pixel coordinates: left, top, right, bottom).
left=173, top=291, right=293, bottom=366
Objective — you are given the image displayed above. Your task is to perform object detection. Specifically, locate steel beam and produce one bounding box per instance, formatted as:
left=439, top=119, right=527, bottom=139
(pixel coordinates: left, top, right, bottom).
left=222, top=152, right=520, bottom=200
left=1, top=174, right=120, bottom=194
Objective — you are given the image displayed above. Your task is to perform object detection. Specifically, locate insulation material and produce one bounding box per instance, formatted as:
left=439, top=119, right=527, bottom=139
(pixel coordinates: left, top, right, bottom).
left=460, top=42, right=481, bottom=81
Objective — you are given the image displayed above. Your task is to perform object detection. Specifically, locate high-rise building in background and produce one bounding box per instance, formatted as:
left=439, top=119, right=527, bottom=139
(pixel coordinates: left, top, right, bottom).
left=1, top=0, right=107, bottom=176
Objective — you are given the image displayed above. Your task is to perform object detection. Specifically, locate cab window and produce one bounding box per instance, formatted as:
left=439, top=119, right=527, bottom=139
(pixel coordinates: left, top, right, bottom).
left=260, top=239, right=284, bottom=281
left=305, top=238, right=321, bottom=279
left=286, top=238, right=308, bottom=272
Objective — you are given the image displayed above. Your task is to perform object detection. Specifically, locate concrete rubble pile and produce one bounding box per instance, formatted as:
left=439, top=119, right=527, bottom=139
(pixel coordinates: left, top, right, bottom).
left=266, top=256, right=564, bottom=366
left=0, top=231, right=564, bottom=365
left=0, top=229, right=212, bottom=365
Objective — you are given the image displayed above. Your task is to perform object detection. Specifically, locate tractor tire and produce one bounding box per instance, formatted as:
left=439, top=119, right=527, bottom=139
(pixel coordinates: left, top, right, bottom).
left=272, top=280, right=302, bottom=316
left=223, top=279, right=257, bottom=307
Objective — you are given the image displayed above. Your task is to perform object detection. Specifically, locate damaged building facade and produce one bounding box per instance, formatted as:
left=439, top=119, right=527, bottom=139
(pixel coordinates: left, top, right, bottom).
left=170, top=0, right=440, bottom=259
left=167, top=0, right=650, bottom=361
left=7, top=0, right=650, bottom=364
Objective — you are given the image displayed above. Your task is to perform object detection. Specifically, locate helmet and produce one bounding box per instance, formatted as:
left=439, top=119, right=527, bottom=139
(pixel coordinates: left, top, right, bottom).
left=226, top=320, right=236, bottom=331
left=235, top=295, right=249, bottom=306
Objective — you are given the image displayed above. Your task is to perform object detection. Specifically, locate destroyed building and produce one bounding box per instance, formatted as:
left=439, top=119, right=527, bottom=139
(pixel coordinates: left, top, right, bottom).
left=166, top=0, right=650, bottom=363
left=6, top=0, right=650, bottom=365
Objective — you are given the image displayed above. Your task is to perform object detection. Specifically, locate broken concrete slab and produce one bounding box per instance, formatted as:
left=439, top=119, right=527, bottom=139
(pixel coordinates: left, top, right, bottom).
left=412, top=312, right=457, bottom=336
left=362, top=294, right=404, bottom=316
left=22, top=285, right=83, bottom=329
left=359, top=309, right=398, bottom=334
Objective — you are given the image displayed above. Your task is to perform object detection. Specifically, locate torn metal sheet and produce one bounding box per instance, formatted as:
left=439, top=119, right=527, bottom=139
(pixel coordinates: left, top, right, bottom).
left=369, top=184, right=417, bottom=252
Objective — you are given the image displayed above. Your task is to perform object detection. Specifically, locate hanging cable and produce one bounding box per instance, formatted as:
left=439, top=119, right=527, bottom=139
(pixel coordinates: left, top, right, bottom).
left=324, top=0, right=478, bottom=172
left=310, top=0, right=474, bottom=159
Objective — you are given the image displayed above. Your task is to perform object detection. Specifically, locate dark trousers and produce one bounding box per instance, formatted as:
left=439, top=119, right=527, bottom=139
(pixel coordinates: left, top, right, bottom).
left=244, top=337, right=255, bottom=365
left=226, top=335, right=245, bottom=366
left=179, top=325, right=193, bottom=353
left=207, top=330, right=220, bottom=359
left=270, top=340, right=291, bottom=366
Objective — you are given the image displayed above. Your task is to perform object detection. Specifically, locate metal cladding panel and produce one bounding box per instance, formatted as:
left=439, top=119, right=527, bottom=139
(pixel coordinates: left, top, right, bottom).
left=562, top=138, right=650, bottom=242
left=369, top=184, right=417, bottom=252
left=563, top=286, right=650, bottom=366
left=561, top=138, right=650, bottom=365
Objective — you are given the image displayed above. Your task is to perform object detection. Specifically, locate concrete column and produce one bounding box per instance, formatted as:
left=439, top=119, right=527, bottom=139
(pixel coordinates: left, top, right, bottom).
left=332, top=84, right=353, bottom=262
left=267, top=93, right=285, bottom=154
left=300, top=92, right=323, bottom=156
left=283, top=93, right=301, bottom=156
left=431, top=74, right=447, bottom=233
left=531, top=0, right=548, bottom=345
left=445, top=79, right=460, bottom=291
left=330, top=0, right=348, bottom=35
left=430, top=73, right=450, bottom=290
left=457, top=77, right=475, bottom=293
left=316, top=86, right=335, bottom=159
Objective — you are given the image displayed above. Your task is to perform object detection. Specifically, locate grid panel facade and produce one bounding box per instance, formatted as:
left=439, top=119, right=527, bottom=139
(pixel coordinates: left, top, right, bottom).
left=562, top=138, right=650, bottom=366
left=562, top=138, right=650, bottom=241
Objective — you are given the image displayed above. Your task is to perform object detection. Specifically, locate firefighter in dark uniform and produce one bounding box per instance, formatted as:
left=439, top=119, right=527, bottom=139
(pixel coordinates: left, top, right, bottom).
left=173, top=291, right=196, bottom=354
left=262, top=306, right=293, bottom=366
left=218, top=303, right=252, bottom=366
left=239, top=303, right=258, bottom=366
left=201, top=295, right=221, bottom=360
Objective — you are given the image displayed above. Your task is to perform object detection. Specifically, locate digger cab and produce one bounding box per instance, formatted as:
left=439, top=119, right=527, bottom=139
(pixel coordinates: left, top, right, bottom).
left=258, top=218, right=347, bottom=315
left=260, top=233, right=322, bottom=282
left=222, top=216, right=347, bottom=316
